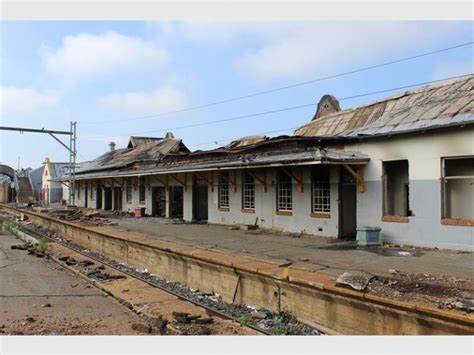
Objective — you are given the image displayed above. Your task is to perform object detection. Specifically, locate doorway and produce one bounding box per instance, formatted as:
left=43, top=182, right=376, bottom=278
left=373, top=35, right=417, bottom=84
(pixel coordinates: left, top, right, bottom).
left=104, top=187, right=112, bottom=210
left=193, top=176, right=208, bottom=221
left=339, top=167, right=357, bottom=239
left=113, top=187, right=122, bottom=211
left=96, top=185, right=103, bottom=209
left=84, top=184, right=88, bottom=208
left=169, top=186, right=183, bottom=218
left=152, top=186, right=167, bottom=217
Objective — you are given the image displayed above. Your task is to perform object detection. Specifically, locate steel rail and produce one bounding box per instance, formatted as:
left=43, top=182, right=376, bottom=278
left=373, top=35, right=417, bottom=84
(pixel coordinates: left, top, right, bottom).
left=7, top=218, right=274, bottom=336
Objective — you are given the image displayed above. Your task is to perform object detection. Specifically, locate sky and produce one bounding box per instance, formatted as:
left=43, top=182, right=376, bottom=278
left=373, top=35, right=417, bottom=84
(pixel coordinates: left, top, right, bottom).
left=0, top=20, right=473, bottom=169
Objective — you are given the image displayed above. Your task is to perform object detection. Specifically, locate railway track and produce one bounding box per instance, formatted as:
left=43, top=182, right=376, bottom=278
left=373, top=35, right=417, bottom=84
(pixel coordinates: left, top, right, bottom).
left=3, top=216, right=322, bottom=336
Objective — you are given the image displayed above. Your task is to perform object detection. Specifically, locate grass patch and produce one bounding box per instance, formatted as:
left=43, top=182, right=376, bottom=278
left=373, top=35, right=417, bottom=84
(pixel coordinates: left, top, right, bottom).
left=239, top=316, right=252, bottom=327
left=36, top=237, right=50, bottom=253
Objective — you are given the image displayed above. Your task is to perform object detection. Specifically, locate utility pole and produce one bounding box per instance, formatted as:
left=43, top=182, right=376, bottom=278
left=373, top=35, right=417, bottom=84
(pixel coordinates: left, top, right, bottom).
left=0, top=122, right=78, bottom=206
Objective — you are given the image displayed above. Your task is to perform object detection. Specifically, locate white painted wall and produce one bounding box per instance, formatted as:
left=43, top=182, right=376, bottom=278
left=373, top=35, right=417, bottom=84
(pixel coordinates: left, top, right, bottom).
left=345, top=127, right=474, bottom=250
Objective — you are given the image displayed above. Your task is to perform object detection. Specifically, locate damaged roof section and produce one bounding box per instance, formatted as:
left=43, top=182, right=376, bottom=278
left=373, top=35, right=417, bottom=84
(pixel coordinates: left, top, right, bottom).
left=74, top=135, right=190, bottom=176
left=295, top=74, right=474, bottom=138
left=65, top=137, right=369, bottom=181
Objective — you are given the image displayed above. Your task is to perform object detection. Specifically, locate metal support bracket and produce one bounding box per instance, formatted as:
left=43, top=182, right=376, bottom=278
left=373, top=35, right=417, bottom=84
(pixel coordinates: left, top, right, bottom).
left=194, top=172, right=214, bottom=192
left=170, top=174, right=187, bottom=192
left=218, top=172, right=237, bottom=192
left=247, top=170, right=267, bottom=192
left=343, top=164, right=366, bottom=193
left=280, top=167, right=304, bottom=192
left=155, top=175, right=169, bottom=188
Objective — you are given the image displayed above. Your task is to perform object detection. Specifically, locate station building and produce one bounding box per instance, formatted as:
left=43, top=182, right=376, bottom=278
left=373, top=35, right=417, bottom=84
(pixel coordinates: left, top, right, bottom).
left=62, top=75, right=474, bottom=250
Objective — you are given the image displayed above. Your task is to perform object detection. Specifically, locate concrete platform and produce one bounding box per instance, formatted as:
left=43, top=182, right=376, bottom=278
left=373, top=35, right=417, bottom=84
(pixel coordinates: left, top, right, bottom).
left=109, top=217, right=473, bottom=281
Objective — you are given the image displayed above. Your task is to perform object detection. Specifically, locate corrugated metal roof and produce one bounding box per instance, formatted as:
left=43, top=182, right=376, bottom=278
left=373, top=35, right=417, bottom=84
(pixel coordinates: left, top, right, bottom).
left=73, top=137, right=190, bottom=176
left=59, top=146, right=369, bottom=181
left=294, top=74, right=474, bottom=138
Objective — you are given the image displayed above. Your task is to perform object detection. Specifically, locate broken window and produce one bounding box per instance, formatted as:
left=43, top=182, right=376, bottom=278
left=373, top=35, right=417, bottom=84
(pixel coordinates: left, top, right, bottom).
left=277, top=171, right=292, bottom=211
left=242, top=172, right=255, bottom=209
left=442, top=156, right=474, bottom=221
left=312, top=166, right=330, bottom=213
left=218, top=173, right=230, bottom=208
left=139, top=177, right=146, bottom=204
left=126, top=178, right=132, bottom=203
left=382, top=160, right=410, bottom=217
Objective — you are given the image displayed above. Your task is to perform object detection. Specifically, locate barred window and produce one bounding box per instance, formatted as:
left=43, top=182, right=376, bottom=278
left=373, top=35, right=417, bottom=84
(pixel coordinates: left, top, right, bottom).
left=126, top=178, right=133, bottom=203
left=218, top=174, right=230, bottom=208
left=312, top=167, right=330, bottom=213
left=277, top=171, right=292, bottom=211
left=242, top=172, right=255, bottom=209
left=139, top=177, right=146, bottom=204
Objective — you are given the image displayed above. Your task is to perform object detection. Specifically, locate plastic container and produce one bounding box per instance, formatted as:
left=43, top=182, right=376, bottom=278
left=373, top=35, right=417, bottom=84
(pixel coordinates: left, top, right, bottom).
left=356, top=226, right=382, bottom=246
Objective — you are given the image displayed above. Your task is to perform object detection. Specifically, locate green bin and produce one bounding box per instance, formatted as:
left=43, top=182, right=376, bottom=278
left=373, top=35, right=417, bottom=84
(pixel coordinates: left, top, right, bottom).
left=356, top=226, right=382, bottom=246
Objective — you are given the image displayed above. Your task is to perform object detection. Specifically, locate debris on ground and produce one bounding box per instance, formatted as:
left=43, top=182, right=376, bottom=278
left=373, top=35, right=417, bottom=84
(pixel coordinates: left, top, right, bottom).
left=336, top=271, right=374, bottom=291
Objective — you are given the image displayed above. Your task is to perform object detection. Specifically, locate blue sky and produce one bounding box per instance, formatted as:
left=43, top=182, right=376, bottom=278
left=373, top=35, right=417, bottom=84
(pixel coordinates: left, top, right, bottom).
left=1, top=20, right=473, bottom=168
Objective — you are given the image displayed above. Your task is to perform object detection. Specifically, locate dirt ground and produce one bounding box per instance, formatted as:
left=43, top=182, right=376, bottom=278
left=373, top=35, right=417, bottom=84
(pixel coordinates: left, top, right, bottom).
left=0, top=229, right=147, bottom=335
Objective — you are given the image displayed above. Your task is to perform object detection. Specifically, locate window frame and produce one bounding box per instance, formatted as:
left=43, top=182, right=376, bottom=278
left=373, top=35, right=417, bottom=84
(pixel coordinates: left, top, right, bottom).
left=382, top=159, right=410, bottom=222
left=242, top=172, right=255, bottom=210
left=311, top=166, right=331, bottom=215
left=139, top=177, right=146, bottom=204
left=218, top=173, right=230, bottom=209
left=441, top=155, right=474, bottom=225
left=276, top=170, right=293, bottom=213
left=126, top=178, right=133, bottom=203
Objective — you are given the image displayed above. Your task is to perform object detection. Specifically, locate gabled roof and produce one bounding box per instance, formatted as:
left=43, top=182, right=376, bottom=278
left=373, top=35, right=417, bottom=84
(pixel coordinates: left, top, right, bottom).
left=294, top=74, right=474, bottom=138
left=73, top=136, right=190, bottom=176
left=48, top=163, right=70, bottom=179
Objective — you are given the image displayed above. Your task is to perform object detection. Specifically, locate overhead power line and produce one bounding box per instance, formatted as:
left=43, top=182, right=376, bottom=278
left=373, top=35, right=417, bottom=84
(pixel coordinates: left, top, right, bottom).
left=83, top=41, right=473, bottom=125
left=187, top=92, right=472, bottom=149
left=126, top=74, right=470, bottom=136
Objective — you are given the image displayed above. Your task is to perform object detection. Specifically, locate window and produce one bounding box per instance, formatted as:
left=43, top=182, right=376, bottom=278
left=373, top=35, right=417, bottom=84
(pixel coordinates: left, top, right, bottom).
left=139, top=177, right=146, bottom=204
left=218, top=174, right=230, bottom=208
left=126, top=178, right=133, bottom=203
left=277, top=171, right=292, bottom=211
left=76, top=183, right=80, bottom=200
left=442, top=157, right=473, bottom=222
left=90, top=182, right=94, bottom=201
left=242, top=172, right=255, bottom=209
left=382, top=160, right=410, bottom=219
left=312, top=167, right=330, bottom=213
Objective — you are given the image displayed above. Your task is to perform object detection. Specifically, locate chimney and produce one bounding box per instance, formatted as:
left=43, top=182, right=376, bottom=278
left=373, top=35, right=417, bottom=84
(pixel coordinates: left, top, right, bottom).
left=109, top=141, right=116, bottom=152
left=165, top=132, right=175, bottom=139
left=312, top=95, right=341, bottom=121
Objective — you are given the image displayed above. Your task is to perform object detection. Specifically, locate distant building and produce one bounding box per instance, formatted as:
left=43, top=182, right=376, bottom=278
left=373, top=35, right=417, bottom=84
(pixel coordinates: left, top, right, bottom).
left=41, top=158, right=69, bottom=204
left=57, top=75, right=473, bottom=250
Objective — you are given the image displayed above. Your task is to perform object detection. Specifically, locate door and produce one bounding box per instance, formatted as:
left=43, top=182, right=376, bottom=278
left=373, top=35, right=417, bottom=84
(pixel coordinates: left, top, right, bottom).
left=96, top=186, right=103, bottom=209
left=113, top=187, right=122, bottom=211
left=104, top=187, right=112, bottom=210
left=84, top=184, right=88, bottom=208
left=169, top=186, right=183, bottom=218
left=193, top=176, right=208, bottom=221
left=152, top=186, right=166, bottom=217
left=339, top=168, right=357, bottom=239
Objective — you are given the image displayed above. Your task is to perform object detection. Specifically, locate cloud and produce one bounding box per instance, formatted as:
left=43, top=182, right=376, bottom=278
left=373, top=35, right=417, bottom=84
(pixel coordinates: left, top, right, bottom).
left=0, top=86, right=61, bottom=115
left=41, top=31, right=169, bottom=81
left=79, top=133, right=128, bottom=145
left=232, top=22, right=466, bottom=80
left=98, top=87, right=188, bottom=116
